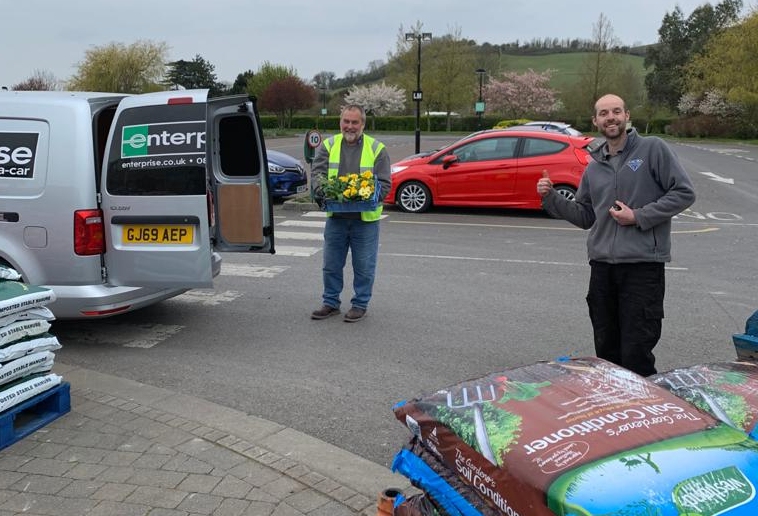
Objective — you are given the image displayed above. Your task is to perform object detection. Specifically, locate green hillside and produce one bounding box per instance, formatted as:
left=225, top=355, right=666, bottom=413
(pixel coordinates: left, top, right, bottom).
left=496, top=52, right=647, bottom=91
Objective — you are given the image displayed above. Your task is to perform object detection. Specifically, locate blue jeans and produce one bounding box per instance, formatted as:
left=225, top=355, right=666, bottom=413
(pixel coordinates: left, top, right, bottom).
left=322, top=217, right=380, bottom=310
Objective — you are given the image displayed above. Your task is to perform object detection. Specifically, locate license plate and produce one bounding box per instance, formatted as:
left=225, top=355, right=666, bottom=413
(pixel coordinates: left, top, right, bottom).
left=122, top=225, right=194, bottom=244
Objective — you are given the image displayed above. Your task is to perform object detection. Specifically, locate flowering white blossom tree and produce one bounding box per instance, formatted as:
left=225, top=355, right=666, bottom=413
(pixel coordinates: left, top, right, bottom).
left=677, top=92, right=700, bottom=115
left=343, top=82, right=406, bottom=116
left=483, top=69, right=559, bottom=119
left=678, top=89, right=741, bottom=117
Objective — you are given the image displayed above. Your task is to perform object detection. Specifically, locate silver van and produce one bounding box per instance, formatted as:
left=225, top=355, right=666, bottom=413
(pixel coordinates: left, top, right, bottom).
left=0, top=89, right=275, bottom=319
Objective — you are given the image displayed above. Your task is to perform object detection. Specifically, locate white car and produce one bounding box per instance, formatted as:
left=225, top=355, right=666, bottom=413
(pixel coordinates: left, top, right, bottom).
left=523, top=121, right=583, bottom=136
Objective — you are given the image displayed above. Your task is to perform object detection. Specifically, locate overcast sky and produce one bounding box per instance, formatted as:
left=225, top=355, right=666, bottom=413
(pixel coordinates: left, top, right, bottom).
left=1, top=0, right=747, bottom=89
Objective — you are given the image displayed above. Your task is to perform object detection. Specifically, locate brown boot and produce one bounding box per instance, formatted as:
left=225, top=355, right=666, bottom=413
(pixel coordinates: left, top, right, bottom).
left=311, top=305, right=340, bottom=320
left=343, top=307, right=366, bottom=322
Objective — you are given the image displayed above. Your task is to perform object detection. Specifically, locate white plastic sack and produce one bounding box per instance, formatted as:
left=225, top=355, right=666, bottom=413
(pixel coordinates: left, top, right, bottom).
left=0, top=351, right=55, bottom=387
left=0, top=307, right=55, bottom=329
left=0, top=318, right=52, bottom=347
left=0, top=282, right=56, bottom=319
left=0, top=373, right=62, bottom=413
left=0, top=334, right=62, bottom=363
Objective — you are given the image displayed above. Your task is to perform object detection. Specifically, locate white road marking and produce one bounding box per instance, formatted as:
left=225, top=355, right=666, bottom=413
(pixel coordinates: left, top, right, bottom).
left=274, top=230, right=324, bottom=240
left=382, top=252, right=688, bottom=271
left=88, top=323, right=185, bottom=349
left=700, top=171, right=734, bottom=184
left=278, top=220, right=325, bottom=228
left=301, top=210, right=388, bottom=219
left=274, top=245, right=321, bottom=257
left=220, top=264, right=289, bottom=278
left=174, top=289, right=245, bottom=304
left=122, top=326, right=184, bottom=348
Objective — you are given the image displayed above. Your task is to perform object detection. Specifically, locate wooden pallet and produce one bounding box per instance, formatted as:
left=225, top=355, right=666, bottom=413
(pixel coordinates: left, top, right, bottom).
left=0, top=381, right=70, bottom=450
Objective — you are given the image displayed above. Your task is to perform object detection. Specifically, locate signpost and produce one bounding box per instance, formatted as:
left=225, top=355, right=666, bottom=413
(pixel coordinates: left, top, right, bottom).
left=303, top=129, right=323, bottom=202
left=303, top=129, right=322, bottom=165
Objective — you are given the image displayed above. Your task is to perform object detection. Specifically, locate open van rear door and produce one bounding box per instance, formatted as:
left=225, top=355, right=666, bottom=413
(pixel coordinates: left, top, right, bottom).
left=206, top=96, right=274, bottom=252
left=100, top=90, right=273, bottom=289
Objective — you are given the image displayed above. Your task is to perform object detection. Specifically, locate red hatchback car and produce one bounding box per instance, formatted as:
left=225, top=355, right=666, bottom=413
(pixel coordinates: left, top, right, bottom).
left=385, top=129, right=595, bottom=213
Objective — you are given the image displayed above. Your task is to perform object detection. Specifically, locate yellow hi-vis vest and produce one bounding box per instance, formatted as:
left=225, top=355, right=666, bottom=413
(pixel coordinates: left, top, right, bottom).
left=324, top=134, right=385, bottom=221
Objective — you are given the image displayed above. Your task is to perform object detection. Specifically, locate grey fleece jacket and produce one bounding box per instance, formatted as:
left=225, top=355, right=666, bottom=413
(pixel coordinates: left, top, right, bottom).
left=542, top=128, right=695, bottom=263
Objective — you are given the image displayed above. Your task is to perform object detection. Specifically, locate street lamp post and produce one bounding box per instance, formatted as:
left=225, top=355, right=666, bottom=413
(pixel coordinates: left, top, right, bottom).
left=319, top=86, right=327, bottom=129
left=405, top=31, right=432, bottom=154
left=475, top=68, right=486, bottom=129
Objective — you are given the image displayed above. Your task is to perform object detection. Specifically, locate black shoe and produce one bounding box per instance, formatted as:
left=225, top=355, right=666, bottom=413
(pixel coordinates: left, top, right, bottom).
left=311, top=305, right=340, bottom=320
left=344, top=307, right=366, bottom=322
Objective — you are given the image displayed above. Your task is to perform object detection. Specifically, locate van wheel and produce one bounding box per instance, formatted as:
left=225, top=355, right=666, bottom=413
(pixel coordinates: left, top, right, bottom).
left=397, top=181, right=431, bottom=213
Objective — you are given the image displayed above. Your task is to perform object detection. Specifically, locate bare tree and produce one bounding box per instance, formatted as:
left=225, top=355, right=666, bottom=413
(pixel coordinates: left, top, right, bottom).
left=561, top=13, right=626, bottom=117
left=12, top=70, right=60, bottom=91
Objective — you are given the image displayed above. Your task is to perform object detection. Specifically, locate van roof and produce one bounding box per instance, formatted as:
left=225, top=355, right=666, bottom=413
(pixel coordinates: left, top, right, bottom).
left=0, top=91, right=127, bottom=107
left=0, top=90, right=125, bottom=99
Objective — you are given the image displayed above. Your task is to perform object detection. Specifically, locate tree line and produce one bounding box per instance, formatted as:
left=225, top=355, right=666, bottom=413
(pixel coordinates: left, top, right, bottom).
left=9, top=0, right=755, bottom=138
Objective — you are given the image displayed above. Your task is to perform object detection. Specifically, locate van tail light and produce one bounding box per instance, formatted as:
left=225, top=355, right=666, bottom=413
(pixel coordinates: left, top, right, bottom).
left=74, top=209, right=105, bottom=256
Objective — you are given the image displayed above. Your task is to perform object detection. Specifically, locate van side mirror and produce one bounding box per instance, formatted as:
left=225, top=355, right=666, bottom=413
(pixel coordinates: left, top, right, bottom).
left=442, top=154, right=458, bottom=170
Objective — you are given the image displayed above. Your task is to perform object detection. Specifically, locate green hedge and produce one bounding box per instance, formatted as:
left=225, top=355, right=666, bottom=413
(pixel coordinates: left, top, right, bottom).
left=260, top=114, right=502, bottom=133
left=259, top=114, right=686, bottom=136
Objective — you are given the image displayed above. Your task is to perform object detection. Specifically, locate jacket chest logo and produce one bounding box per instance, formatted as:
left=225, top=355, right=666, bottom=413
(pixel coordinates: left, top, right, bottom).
left=627, top=158, right=643, bottom=172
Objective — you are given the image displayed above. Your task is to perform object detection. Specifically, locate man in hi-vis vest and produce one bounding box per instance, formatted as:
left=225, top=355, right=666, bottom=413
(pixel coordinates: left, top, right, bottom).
left=311, top=104, right=391, bottom=322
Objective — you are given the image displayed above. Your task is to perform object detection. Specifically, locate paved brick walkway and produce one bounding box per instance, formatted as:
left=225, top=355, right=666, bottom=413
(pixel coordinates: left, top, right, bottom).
left=0, top=363, right=410, bottom=516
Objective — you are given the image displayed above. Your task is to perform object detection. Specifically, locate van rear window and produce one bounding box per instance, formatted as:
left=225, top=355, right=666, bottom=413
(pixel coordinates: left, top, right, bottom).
left=106, top=104, right=206, bottom=196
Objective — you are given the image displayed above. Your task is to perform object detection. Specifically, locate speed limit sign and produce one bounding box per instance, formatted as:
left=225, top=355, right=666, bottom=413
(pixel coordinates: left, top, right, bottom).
left=306, top=129, right=322, bottom=149
left=303, top=129, right=323, bottom=164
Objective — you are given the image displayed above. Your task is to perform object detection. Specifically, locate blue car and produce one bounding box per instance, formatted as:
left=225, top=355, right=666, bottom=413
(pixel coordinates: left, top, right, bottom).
left=267, top=149, right=308, bottom=198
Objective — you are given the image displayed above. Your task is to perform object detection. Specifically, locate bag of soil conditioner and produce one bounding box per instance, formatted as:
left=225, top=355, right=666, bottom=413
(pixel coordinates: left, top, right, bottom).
left=394, top=491, right=446, bottom=516
left=392, top=436, right=499, bottom=516
left=651, top=361, right=758, bottom=440
left=394, top=357, right=758, bottom=516
left=0, top=351, right=55, bottom=387
left=0, top=281, right=56, bottom=319
left=0, top=372, right=62, bottom=413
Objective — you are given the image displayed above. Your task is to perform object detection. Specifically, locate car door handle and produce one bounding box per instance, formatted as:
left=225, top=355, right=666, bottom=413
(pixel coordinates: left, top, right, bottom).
left=0, top=212, right=19, bottom=222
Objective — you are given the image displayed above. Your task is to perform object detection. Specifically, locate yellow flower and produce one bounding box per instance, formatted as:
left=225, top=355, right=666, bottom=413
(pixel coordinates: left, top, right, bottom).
left=359, top=186, right=372, bottom=199
left=322, top=170, right=376, bottom=203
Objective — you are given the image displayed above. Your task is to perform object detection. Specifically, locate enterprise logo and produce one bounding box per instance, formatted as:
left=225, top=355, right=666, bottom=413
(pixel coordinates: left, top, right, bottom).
left=121, top=121, right=205, bottom=158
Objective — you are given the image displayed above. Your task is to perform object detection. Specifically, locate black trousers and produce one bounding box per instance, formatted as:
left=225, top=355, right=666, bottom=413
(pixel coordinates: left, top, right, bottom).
left=586, top=261, right=665, bottom=377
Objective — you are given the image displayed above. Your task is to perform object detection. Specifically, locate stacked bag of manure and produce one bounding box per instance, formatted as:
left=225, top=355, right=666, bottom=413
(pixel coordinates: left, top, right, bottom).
left=0, top=265, right=62, bottom=413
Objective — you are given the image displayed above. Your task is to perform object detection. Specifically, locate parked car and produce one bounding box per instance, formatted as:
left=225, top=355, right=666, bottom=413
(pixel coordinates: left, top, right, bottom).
left=385, top=129, right=594, bottom=213
left=267, top=149, right=307, bottom=198
left=522, top=121, right=583, bottom=136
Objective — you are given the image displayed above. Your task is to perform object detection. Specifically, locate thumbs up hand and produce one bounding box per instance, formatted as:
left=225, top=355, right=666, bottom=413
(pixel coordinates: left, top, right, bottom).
left=536, top=169, right=553, bottom=197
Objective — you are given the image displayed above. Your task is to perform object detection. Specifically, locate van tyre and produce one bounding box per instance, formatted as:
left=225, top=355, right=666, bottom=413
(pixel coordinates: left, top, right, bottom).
left=397, top=181, right=431, bottom=213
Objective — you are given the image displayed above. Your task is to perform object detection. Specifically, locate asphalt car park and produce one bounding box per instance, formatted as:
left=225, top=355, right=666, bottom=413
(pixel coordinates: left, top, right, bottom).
left=53, top=136, right=758, bottom=467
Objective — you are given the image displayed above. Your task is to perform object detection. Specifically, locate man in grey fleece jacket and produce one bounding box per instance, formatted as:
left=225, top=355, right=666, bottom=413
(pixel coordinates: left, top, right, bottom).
left=537, top=94, right=695, bottom=376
